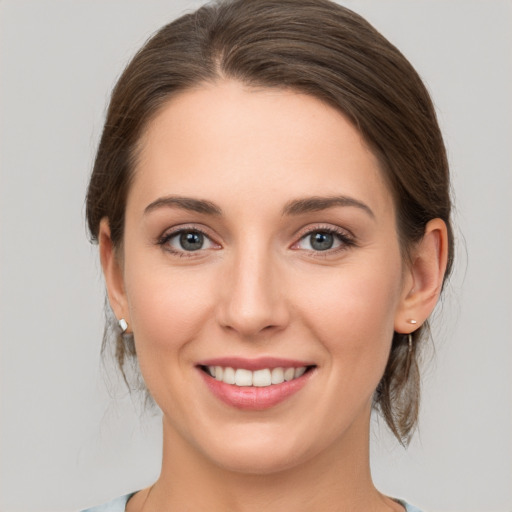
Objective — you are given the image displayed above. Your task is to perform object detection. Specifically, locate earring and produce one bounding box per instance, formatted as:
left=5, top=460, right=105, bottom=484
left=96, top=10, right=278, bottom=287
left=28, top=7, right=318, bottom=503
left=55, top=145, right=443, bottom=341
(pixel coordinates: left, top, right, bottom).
left=118, top=318, right=128, bottom=333
left=407, top=319, right=418, bottom=325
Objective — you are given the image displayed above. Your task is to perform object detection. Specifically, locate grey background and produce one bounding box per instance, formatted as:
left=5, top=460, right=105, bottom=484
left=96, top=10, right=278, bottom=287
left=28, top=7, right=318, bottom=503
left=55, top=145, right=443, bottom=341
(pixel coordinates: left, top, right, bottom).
left=0, top=1, right=511, bottom=511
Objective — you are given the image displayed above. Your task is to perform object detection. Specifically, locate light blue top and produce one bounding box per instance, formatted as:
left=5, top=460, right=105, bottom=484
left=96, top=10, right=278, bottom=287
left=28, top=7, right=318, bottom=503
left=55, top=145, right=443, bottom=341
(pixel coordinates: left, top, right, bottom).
left=81, top=492, right=424, bottom=511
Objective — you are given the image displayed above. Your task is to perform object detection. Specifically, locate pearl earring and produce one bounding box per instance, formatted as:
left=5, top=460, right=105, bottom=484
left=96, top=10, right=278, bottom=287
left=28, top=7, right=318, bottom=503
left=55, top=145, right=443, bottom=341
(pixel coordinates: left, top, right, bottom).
left=407, top=319, right=417, bottom=325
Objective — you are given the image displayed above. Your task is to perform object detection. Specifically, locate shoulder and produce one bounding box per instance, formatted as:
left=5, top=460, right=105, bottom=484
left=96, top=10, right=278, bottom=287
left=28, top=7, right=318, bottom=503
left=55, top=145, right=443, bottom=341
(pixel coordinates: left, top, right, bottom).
left=80, top=492, right=136, bottom=512
left=393, top=498, right=424, bottom=512
left=399, top=501, right=425, bottom=512
left=80, top=493, right=423, bottom=512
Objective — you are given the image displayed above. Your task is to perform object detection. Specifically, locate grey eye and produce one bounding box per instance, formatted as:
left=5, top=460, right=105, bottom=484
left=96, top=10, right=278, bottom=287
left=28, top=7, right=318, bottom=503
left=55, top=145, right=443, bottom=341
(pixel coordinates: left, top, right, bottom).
left=179, top=231, right=204, bottom=251
left=162, top=228, right=218, bottom=255
left=309, top=232, right=334, bottom=251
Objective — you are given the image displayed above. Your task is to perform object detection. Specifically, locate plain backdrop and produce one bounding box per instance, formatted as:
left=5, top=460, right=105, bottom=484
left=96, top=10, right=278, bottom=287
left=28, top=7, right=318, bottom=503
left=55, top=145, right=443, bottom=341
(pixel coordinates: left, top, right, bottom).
left=0, top=1, right=511, bottom=511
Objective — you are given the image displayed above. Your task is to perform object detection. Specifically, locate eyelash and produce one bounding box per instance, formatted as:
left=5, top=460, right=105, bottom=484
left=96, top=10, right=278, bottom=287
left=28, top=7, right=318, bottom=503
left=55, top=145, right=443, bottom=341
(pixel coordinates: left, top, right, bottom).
left=156, top=224, right=356, bottom=258
left=292, top=225, right=357, bottom=256
left=157, top=226, right=217, bottom=258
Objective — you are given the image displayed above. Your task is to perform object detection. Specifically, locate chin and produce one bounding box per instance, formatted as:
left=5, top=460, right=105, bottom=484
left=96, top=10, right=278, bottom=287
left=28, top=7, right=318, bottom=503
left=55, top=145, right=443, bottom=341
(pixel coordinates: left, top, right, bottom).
left=191, top=420, right=339, bottom=477
left=206, top=442, right=309, bottom=476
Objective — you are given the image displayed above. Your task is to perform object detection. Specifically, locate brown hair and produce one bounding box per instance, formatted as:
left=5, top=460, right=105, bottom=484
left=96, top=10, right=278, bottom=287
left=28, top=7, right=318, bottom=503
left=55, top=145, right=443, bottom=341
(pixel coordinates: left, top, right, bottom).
left=86, top=0, right=454, bottom=444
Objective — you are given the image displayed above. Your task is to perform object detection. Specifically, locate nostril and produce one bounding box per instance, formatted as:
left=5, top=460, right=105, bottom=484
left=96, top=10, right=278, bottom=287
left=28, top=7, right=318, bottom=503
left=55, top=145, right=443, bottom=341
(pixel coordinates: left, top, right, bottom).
left=215, top=266, right=290, bottom=337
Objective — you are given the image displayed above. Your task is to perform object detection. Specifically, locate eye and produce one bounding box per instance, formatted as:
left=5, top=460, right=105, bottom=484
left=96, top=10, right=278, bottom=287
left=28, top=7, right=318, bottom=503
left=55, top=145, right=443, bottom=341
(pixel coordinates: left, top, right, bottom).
left=293, top=228, right=354, bottom=252
left=159, top=229, right=218, bottom=254
left=305, top=231, right=336, bottom=251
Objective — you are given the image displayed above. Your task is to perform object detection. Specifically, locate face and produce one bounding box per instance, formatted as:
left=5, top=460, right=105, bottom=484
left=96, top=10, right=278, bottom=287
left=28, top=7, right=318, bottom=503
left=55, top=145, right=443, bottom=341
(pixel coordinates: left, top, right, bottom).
left=106, top=80, right=413, bottom=474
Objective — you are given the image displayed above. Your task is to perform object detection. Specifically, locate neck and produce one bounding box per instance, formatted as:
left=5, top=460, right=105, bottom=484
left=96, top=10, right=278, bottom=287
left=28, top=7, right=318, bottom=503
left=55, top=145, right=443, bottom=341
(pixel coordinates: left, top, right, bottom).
left=138, top=406, right=397, bottom=512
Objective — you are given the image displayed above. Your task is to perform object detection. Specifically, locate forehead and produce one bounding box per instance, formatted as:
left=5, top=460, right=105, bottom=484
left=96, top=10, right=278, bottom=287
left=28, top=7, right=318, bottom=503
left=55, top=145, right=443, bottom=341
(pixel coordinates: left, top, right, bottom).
left=131, top=80, right=394, bottom=219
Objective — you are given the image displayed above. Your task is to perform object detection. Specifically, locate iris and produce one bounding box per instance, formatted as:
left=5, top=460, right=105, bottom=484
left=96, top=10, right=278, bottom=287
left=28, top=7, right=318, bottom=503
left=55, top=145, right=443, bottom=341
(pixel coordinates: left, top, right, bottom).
left=310, top=232, right=334, bottom=251
left=180, top=231, right=204, bottom=251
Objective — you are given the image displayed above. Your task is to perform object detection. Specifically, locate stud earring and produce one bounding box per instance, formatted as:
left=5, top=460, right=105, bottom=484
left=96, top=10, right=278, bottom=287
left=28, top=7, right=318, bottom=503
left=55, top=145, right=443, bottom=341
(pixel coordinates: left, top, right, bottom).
left=118, top=318, right=128, bottom=333
left=407, top=319, right=418, bottom=325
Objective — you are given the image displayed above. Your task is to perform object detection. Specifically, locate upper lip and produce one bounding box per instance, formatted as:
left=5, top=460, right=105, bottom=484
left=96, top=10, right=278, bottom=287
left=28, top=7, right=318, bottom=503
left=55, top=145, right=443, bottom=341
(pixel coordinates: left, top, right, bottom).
left=196, top=356, right=316, bottom=371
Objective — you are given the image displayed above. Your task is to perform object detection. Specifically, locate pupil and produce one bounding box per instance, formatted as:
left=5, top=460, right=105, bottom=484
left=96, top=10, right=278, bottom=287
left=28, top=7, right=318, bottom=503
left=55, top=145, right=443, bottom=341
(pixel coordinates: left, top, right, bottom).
left=180, top=231, right=204, bottom=251
left=311, top=232, right=333, bottom=251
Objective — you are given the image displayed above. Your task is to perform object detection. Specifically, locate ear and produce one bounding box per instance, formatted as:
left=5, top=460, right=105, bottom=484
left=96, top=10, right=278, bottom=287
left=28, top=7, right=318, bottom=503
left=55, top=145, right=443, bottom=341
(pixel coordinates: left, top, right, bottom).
left=99, top=218, right=130, bottom=329
left=394, top=218, right=449, bottom=333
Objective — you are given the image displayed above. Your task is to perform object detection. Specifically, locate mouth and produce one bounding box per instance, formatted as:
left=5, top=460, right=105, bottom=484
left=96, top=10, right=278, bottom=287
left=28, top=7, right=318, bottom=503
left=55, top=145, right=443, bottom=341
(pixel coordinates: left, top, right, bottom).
left=196, top=358, right=317, bottom=410
left=199, top=364, right=315, bottom=387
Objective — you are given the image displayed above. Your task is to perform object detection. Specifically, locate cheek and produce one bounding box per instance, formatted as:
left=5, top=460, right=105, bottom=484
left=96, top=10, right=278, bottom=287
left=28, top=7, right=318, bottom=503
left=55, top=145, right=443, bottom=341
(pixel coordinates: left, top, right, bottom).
left=121, top=260, right=220, bottom=413
left=123, top=260, right=216, bottom=358
left=297, top=257, right=403, bottom=366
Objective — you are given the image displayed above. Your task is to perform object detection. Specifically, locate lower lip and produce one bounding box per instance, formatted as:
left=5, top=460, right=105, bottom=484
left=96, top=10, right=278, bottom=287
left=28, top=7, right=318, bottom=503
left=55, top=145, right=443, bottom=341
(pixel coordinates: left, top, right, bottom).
left=199, top=369, right=313, bottom=410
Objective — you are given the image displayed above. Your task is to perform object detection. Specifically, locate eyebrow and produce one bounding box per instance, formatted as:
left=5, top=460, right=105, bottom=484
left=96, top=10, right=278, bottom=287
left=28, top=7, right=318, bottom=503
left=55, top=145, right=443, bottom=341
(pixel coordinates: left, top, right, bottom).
left=144, top=194, right=374, bottom=219
left=282, top=195, right=375, bottom=219
left=144, top=196, right=222, bottom=216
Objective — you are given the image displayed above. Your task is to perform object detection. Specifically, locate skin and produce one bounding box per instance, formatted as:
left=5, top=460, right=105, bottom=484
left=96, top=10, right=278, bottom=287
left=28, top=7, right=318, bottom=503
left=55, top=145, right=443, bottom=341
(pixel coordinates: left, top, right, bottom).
left=100, top=80, right=448, bottom=512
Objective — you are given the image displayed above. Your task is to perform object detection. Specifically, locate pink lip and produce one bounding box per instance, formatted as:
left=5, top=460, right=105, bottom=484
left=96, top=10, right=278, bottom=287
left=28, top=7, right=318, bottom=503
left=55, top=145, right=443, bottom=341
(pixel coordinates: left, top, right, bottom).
left=197, top=363, right=315, bottom=411
left=197, top=356, right=314, bottom=371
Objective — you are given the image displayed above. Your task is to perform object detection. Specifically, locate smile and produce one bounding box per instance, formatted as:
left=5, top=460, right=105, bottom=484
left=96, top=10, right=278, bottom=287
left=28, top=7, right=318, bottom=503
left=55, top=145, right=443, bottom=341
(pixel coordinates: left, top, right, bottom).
left=203, top=365, right=310, bottom=387
left=197, top=358, right=316, bottom=410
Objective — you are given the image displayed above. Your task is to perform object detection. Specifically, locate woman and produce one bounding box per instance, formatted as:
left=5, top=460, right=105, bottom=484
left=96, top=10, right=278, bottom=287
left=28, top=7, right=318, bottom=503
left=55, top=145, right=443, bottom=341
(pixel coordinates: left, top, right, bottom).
left=83, top=0, right=452, bottom=510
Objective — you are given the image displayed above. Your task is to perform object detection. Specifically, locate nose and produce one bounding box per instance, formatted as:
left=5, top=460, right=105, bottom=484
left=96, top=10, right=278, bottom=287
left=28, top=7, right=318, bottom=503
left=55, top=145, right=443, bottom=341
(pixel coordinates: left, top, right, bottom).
left=216, top=246, right=290, bottom=339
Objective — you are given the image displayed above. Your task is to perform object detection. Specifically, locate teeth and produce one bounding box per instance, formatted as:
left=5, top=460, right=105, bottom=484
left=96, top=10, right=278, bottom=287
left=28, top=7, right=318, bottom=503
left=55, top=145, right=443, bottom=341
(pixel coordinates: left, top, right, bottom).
left=284, top=367, right=295, bottom=381
left=294, top=367, right=306, bottom=378
left=206, top=366, right=308, bottom=387
left=253, top=369, right=271, bottom=387
left=223, top=366, right=236, bottom=384
left=235, top=369, right=253, bottom=386
left=271, top=367, right=284, bottom=384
